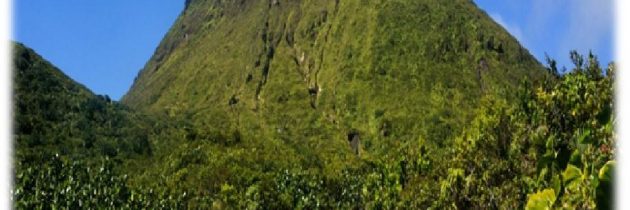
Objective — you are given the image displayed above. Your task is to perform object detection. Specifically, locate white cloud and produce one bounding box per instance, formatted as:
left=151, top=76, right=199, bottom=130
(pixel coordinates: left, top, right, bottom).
left=490, top=13, right=525, bottom=45
left=526, top=0, right=565, bottom=43
left=521, top=0, right=612, bottom=65
left=559, top=0, right=613, bottom=58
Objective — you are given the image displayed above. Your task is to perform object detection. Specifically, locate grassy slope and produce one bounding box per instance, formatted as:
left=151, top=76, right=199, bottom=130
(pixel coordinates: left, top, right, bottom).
left=119, top=0, right=549, bottom=204
left=123, top=0, right=544, bottom=159
left=12, top=41, right=613, bottom=208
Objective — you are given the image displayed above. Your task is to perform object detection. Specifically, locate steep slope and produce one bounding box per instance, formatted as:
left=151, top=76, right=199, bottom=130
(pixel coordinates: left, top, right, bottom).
left=13, top=42, right=152, bottom=160
left=12, top=43, right=160, bottom=208
left=123, top=0, right=545, bottom=156
left=118, top=0, right=553, bottom=207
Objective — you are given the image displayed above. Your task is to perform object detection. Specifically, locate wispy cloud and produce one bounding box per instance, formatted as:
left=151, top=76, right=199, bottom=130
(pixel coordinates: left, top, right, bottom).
left=490, top=13, right=525, bottom=45
left=527, top=0, right=564, bottom=39
left=521, top=0, right=613, bottom=65
left=474, top=0, right=613, bottom=67
left=559, top=0, right=613, bottom=58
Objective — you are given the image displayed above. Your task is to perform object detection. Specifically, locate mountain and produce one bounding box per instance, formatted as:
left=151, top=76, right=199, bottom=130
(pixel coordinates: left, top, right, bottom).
left=12, top=43, right=171, bottom=208
left=123, top=0, right=544, bottom=160
left=13, top=0, right=615, bottom=209
left=118, top=0, right=554, bottom=208
left=13, top=42, right=152, bottom=160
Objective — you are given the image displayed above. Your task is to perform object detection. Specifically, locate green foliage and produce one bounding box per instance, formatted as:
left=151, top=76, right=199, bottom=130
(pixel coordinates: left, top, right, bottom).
left=597, top=161, right=615, bottom=210
left=12, top=43, right=168, bottom=208
left=12, top=1, right=614, bottom=208
left=123, top=0, right=546, bottom=153
left=526, top=189, right=556, bottom=210
left=520, top=53, right=615, bottom=209
left=13, top=43, right=153, bottom=162
left=422, top=51, right=614, bottom=208
left=116, top=2, right=549, bottom=206
left=13, top=155, right=189, bottom=209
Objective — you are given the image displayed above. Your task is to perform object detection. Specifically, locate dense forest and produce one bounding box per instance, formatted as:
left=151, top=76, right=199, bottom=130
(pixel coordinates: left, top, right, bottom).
left=13, top=0, right=615, bottom=209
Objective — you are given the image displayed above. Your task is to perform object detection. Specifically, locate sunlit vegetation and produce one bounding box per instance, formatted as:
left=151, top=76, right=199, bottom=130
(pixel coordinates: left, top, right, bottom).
left=12, top=0, right=614, bottom=208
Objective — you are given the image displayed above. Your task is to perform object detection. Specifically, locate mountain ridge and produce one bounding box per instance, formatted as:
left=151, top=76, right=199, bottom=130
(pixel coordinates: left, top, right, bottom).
left=124, top=0, right=544, bottom=108
left=122, top=0, right=546, bottom=157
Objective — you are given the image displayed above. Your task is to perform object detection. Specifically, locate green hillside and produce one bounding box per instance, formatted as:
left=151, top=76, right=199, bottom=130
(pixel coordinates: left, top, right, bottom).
left=13, top=0, right=615, bottom=209
left=122, top=0, right=546, bottom=175
left=13, top=43, right=152, bottom=161
left=12, top=43, right=166, bottom=208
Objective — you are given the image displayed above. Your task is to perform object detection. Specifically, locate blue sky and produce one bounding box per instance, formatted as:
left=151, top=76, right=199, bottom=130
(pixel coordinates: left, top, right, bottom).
left=14, top=0, right=183, bottom=100
left=14, top=1, right=614, bottom=100
left=474, top=0, right=614, bottom=71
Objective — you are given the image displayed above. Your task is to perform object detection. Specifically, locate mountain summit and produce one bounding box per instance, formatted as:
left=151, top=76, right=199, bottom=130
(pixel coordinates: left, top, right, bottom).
left=117, top=2, right=555, bottom=206
left=123, top=0, right=544, bottom=150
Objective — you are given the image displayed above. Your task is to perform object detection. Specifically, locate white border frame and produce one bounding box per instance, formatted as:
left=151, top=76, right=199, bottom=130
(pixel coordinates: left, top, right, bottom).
left=616, top=0, right=629, bottom=209
left=0, top=0, right=627, bottom=209
left=1, top=0, right=12, bottom=208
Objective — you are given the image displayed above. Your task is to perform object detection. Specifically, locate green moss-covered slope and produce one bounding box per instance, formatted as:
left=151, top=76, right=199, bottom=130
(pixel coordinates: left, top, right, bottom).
left=117, top=1, right=557, bottom=207
left=123, top=0, right=545, bottom=158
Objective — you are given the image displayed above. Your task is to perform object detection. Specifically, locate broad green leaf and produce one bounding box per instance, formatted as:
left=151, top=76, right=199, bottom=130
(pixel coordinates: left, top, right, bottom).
left=568, top=150, right=582, bottom=167
left=551, top=175, right=562, bottom=197
left=597, top=161, right=615, bottom=210
left=539, top=152, right=555, bottom=168
left=563, top=164, right=582, bottom=187
left=545, top=136, right=555, bottom=149
left=578, top=129, right=593, bottom=144
left=526, top=189, right=556, bottom=210
left=598, top=161, right=614, bottom=183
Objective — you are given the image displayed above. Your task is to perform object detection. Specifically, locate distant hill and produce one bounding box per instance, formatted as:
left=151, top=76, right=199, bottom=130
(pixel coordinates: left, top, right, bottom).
left=13, top=42, right=151, bottom=161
